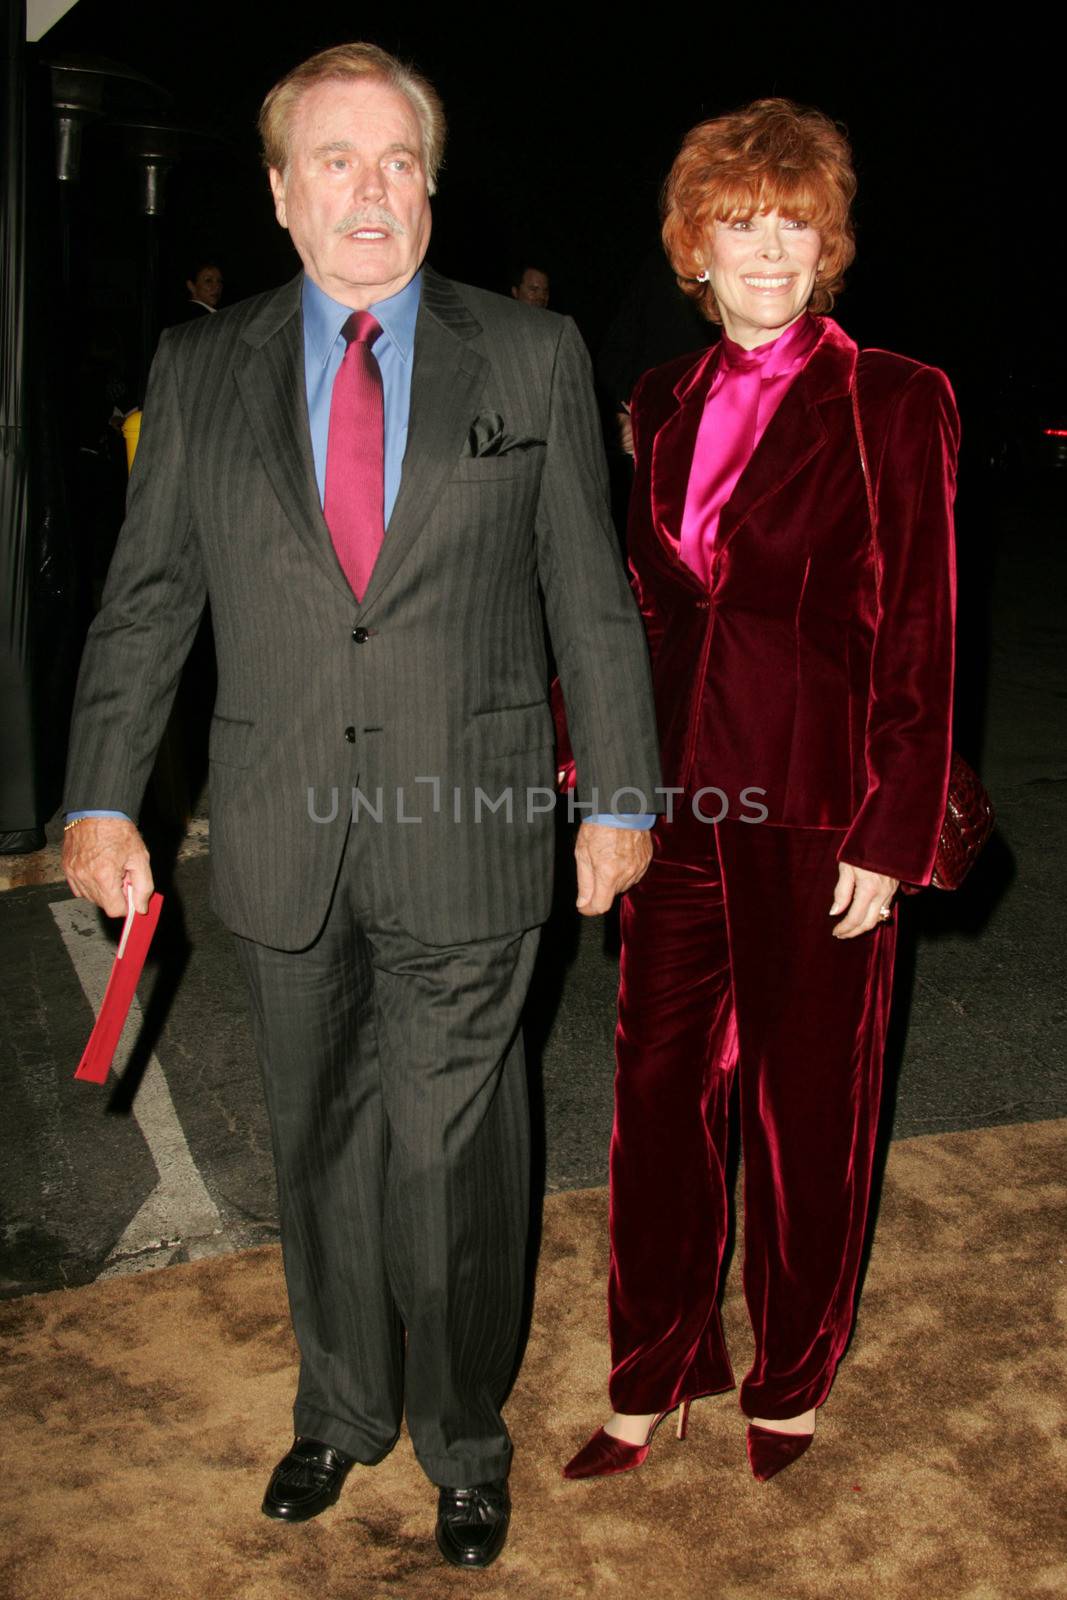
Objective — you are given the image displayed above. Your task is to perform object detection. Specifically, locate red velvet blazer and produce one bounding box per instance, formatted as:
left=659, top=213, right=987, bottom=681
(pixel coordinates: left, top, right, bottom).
left=627, top=316, right=958, bottom=886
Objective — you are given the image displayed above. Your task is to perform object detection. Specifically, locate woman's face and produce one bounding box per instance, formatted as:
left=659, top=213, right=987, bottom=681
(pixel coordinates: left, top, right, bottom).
left=702, top=209, right=823, bottom=348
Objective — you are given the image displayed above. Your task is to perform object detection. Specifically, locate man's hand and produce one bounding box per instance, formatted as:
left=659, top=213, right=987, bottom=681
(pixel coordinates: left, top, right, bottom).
left=830, top=861, right=899, bottom=939
left=63, top=818, right=154, bottom=917
left=574, top=821, right=652, bottom=916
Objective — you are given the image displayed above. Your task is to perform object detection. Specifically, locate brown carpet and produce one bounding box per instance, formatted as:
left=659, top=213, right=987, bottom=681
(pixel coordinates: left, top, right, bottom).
left=2, top=1119, right=1064, bottom=1600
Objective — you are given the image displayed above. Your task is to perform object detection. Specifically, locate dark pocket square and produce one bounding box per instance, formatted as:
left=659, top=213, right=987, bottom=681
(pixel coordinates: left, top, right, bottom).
left=466, top=411, right=545, bottom=458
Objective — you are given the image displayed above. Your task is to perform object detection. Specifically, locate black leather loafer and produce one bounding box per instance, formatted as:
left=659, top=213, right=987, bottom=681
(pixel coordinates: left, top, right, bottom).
left=434, top=1479, right=510, bottom=1568
left=261, top=1436, right=356, bottom=1521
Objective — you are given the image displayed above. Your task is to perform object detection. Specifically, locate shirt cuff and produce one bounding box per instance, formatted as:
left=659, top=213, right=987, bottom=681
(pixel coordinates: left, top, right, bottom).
left=588, top=813, right=656, bottom=830
left=65, top=810, right=132, bottom=822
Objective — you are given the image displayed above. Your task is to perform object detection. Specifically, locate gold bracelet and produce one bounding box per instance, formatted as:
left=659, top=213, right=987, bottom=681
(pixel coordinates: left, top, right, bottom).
left=64, top=817, right=97, bottom=831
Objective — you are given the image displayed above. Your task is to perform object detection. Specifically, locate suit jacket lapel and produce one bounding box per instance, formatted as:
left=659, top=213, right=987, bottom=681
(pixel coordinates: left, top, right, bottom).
left=233, top=267, right=490, bottom=613
left=233, top=275, right=356, bottom=604
left=358, top=269, right=488, bottom=617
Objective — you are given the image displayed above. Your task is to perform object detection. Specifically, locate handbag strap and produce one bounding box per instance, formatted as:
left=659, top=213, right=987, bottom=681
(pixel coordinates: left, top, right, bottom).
left=850, top=361, right=878, bottom=535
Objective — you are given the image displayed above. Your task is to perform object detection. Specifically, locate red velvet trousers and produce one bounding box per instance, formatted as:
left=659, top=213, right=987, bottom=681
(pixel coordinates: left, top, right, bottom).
left=609, top=804, right=897, bottom=1420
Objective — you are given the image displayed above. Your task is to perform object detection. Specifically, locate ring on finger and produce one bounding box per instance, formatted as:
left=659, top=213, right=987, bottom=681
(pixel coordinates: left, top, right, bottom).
left=878, top=904, right=892, bottom=920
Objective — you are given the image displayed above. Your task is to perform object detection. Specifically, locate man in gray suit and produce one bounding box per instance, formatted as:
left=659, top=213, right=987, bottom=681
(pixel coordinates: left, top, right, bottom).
left=62, top=42, right=660, bottom=1568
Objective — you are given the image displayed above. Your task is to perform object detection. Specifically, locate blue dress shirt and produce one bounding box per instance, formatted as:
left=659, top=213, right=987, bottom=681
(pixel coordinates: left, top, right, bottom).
left=70, top=269, right=652, bottom=831
left=302, top=270, right=419, bottom=522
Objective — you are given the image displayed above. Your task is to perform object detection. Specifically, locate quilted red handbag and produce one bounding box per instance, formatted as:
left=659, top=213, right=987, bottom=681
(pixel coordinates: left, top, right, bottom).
left=930, top=749, right=996, bottom=889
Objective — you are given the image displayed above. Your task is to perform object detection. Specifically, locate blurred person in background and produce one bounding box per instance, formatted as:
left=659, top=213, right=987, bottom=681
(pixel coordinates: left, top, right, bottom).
left=510, top=261, right=550, bottom=307
left=181, top=258, right=224, bottom=317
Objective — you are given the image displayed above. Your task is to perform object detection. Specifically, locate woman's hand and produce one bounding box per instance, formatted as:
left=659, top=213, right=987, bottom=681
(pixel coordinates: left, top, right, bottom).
left=830, top=861, right=899, bottom=939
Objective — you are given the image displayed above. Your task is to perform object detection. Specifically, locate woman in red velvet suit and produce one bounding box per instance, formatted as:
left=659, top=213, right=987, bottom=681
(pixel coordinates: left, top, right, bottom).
left=563, top=100, right=957, bottom=1483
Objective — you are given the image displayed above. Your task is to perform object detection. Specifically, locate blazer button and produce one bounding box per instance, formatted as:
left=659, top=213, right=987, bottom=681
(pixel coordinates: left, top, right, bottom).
left=344, top=726, right=356, bottom=743
left=352, top=627, right=369, bottom=643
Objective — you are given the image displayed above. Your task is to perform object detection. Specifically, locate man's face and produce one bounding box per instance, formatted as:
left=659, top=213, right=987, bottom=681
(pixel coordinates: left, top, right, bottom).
left=188, top=266, right=223, bottom=307
left=511, top=268, right=549, bottom=308
left=269, top=76, right=432, bottom=309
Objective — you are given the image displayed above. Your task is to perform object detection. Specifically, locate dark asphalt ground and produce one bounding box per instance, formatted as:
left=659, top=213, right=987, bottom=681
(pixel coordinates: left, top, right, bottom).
left=2, top=487, right=1064, bottom=1299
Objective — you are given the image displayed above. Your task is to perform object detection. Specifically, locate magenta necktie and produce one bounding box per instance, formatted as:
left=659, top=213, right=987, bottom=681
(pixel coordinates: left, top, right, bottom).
left=679, top=314, right=820, bottom=583
left=324, top=311, right=385, bottom=601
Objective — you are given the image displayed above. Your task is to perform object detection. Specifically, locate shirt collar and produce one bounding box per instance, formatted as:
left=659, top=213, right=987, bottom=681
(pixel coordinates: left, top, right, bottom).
left=719, top=311, right=820, bottom=377
left=302, top=270, right=422, bottom=368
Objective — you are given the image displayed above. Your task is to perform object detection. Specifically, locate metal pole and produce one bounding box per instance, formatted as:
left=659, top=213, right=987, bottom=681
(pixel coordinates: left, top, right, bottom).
left=0, top=0, right=43, bottom=851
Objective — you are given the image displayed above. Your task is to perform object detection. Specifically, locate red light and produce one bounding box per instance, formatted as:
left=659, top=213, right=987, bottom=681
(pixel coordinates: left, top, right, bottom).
left=1043, top=428, right=1067, bottom=438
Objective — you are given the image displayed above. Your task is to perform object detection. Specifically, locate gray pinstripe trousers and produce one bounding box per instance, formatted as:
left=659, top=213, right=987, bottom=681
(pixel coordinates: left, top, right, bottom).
left=235, top=826, right=539, bottom=1488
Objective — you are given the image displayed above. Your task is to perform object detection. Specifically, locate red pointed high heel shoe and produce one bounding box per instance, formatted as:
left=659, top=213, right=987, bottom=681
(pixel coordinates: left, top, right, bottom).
left=746, top=1421, right=814, bottom=1482
left=562, top=1399, right=691, bottom=1480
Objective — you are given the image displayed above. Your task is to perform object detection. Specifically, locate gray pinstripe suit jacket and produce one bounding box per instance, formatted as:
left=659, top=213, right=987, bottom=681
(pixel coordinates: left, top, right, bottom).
left=64, top=267, right=661, bottom=948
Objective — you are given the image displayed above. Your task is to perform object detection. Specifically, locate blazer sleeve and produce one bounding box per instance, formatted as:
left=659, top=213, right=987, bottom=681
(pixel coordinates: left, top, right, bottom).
left=63, top=331, right=207, bottom=816
left=533, top=318, right=662, bottom=814
left=838, top=364, right=959, bottom=885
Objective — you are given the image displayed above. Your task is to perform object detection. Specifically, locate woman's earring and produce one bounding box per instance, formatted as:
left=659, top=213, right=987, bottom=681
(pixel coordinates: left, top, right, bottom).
left=696, top=269, right=710, bottom=283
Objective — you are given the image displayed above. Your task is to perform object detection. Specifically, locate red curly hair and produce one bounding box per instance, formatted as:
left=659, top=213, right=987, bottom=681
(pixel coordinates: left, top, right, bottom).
left=662, top=98, right=857, bottom=322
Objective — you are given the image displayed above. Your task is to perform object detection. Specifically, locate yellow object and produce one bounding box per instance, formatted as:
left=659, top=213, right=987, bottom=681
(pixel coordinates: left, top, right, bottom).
left=121, top=410, right=142, bottom=473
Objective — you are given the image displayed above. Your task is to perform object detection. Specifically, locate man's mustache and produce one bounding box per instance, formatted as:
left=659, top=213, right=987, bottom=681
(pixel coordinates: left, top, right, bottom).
left=334, top=208, right=406, bottom=237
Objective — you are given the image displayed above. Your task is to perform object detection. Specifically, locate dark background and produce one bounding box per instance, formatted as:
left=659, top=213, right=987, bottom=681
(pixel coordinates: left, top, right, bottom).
left=41, top=2, right=1055, bottom=396
left=32, top=1, right=1056, bottom=801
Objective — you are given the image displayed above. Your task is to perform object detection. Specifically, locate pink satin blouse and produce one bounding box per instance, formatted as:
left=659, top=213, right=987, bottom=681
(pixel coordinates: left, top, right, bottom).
left=679, top=313, right=821, bottom=583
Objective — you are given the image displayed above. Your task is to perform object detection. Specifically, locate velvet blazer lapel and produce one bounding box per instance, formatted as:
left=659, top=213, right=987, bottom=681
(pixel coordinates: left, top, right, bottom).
left=649, top=342, right=720, bottom=574
left=649, top=317, right=859, bottom=572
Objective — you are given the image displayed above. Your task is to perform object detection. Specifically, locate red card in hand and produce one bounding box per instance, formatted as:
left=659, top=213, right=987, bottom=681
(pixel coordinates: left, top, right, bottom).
left=74, top=886, right=165, bottom=1084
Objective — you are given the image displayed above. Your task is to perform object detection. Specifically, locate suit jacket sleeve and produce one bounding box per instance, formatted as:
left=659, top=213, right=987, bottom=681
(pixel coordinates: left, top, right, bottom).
left=63, top=331, right=207, bottom=814
left=838, top=365, right=958, bottom=884
left=533, top=318, right=662, bottom=814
